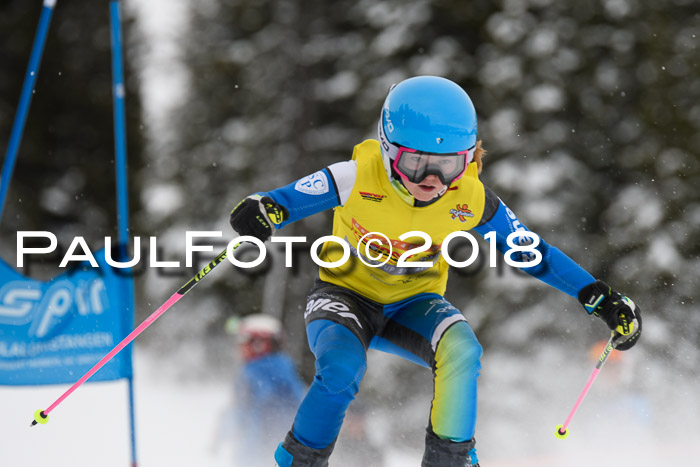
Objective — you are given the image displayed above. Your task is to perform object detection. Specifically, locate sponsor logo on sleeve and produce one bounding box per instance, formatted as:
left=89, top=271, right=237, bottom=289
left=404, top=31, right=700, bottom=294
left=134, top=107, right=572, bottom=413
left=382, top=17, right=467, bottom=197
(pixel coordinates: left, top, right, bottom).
left=295, top=171, right=329, bottom=195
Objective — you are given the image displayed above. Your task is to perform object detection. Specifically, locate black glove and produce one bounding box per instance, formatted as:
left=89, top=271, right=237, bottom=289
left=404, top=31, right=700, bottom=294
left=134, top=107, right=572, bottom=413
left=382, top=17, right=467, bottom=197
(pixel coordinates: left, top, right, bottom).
left=229, top=195, right=289, bottom=242
left=578, top=280, right=642, bottom=351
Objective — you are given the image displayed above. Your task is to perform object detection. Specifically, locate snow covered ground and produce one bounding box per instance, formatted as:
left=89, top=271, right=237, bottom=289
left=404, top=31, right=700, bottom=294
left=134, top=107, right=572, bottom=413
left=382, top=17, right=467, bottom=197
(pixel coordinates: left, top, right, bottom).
left=1, top=352, right=228, bottom=467
left=2, top=344, right=698, bottom=466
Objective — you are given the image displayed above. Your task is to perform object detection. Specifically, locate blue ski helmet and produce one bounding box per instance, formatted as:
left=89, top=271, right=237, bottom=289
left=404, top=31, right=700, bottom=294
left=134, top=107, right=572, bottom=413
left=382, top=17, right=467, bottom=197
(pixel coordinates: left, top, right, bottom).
left=378, top=76, right=477, bottom=161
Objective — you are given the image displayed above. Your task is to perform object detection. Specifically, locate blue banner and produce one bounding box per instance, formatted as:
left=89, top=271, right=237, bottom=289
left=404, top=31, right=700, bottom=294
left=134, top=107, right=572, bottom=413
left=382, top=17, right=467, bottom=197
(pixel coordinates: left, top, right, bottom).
left=0, top=249, right=133, bottom=385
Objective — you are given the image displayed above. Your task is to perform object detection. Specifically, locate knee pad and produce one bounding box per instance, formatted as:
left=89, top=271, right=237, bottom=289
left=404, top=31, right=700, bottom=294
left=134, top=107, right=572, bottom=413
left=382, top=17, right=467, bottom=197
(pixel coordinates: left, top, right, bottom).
left=435, top=322, right=482, bottom=376
left=315, top=348, right=366, bottom=396
left=309, top=320, right=367, bottom=396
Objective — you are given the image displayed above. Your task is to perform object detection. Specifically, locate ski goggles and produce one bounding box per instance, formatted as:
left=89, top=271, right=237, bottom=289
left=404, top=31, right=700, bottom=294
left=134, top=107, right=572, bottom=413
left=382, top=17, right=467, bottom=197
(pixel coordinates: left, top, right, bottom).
left=392, top=146, right=475, bottom=185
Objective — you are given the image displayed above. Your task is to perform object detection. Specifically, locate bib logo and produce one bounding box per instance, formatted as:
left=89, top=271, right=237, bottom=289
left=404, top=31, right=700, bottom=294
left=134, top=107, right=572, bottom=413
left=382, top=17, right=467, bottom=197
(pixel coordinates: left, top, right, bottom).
left=450, top=204, right=474, bottom=222
left=359, top=191, right=386, bottom=202
left=295, top=171, right=329, bottom=195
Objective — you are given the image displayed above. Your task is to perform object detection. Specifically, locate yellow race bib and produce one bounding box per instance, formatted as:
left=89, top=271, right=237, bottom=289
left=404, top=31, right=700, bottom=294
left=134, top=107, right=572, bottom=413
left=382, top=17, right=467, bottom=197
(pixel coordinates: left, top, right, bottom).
left=319, top=140, right=486, bottom=304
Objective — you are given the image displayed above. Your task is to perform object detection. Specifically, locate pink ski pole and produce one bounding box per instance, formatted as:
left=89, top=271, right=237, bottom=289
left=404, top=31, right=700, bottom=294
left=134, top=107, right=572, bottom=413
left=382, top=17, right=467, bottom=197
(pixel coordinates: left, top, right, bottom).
left=30, top=245, right=237, bottom=427
left=554, top=333, right=618, bottom=439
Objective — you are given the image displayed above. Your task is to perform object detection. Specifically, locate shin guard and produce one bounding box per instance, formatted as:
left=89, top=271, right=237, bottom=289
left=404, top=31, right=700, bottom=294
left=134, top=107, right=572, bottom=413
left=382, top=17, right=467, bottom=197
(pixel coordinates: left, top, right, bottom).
left=274, top=431, right=336, bottom=467
left=422, top=428, right=477, bottom=467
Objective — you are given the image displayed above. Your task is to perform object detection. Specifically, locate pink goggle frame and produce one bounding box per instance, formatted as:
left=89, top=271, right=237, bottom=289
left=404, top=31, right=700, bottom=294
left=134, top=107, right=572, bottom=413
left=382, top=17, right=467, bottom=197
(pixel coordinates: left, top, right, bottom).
left=392, top=146, right=475, bottom=185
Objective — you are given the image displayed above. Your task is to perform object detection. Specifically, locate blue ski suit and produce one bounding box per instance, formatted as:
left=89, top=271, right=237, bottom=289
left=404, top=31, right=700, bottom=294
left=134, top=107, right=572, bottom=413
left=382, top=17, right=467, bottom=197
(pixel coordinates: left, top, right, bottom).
left=254, top=140, right=595, bottom=464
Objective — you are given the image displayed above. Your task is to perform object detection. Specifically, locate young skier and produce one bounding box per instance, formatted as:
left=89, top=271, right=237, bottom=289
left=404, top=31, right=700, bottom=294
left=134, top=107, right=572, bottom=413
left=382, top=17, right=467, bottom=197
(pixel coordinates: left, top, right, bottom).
left=228, top=76, right=642, bottom=466
left=221, top=314, right=307, bottom=465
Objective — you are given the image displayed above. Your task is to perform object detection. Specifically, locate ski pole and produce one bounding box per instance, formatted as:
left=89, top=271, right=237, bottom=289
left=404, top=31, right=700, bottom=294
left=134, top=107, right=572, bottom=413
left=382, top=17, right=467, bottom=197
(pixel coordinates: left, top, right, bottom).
left=30, top=244, right=238, bottom=427
left=554, top=332, right=618, bottom=439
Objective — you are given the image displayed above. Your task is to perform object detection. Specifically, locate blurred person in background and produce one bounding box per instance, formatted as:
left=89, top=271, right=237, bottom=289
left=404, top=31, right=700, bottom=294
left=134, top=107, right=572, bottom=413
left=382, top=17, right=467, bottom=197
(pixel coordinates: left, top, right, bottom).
left=229, top=76, right=643, bottom=466
left=216, top=313, right=306, bottom=466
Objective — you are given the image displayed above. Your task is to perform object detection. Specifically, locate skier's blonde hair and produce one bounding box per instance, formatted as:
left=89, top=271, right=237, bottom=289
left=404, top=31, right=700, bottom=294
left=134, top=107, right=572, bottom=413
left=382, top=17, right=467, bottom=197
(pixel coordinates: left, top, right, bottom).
left=473, top=140, right=486, bottom=173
